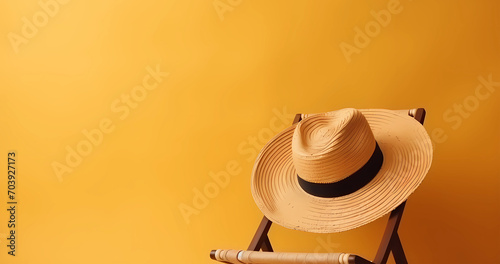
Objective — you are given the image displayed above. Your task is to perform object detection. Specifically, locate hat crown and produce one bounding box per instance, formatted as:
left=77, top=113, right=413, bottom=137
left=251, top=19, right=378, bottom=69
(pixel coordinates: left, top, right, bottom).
left=292, top=108, right=377, bottom=184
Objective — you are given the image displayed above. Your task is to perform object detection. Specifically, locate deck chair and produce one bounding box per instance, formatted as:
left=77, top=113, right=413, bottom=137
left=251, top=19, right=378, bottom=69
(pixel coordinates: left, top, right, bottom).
left=211, top=108, right=427, bottom=264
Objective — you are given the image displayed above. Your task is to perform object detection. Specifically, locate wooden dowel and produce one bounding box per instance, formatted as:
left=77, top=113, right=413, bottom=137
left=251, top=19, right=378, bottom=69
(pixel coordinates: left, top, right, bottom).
left=211, top=249, right=352, bottom=264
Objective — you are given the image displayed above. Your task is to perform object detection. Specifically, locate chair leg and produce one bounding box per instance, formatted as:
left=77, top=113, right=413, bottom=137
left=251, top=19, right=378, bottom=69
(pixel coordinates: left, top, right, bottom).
left=374, top=202, right=407, bottom=264
left=248, top=216, right=273, bottom=251
left=349, top=255, right=376, bottom=264
left=261, top=235, right=273, bottom=252
left=391, top=233, right=408, bottom=264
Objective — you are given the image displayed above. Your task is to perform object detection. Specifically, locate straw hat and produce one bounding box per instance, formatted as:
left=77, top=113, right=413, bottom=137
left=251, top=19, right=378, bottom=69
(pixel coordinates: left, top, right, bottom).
left=251, top=108, right=433, bottom=233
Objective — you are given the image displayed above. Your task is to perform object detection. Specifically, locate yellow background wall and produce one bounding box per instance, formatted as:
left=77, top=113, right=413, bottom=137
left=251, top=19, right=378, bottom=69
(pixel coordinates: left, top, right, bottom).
left=1, top=0, right=499, bottom=263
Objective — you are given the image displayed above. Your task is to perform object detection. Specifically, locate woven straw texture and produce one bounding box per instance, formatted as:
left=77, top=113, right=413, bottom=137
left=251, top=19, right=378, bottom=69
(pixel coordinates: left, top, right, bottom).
left=251, top=109, right=433, bottom=233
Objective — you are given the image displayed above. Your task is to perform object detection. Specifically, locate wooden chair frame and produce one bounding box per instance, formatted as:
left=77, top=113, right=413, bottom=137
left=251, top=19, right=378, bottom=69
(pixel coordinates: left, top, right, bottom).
left=246, top=108, right=427, bottom=264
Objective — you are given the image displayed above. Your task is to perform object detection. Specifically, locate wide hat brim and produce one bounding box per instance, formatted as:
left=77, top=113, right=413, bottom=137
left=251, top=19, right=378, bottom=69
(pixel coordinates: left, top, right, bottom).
left=251, top=109, right=433, bottom=233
